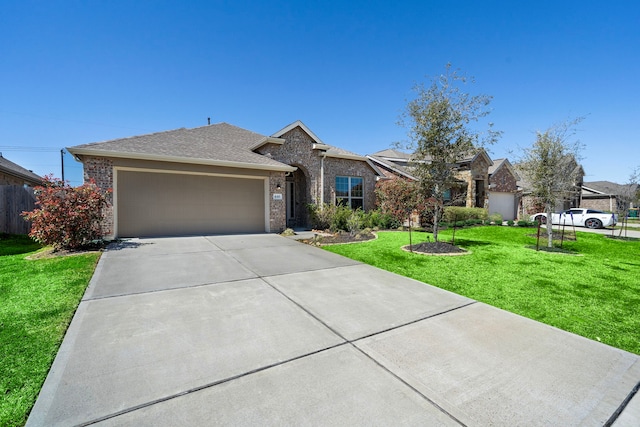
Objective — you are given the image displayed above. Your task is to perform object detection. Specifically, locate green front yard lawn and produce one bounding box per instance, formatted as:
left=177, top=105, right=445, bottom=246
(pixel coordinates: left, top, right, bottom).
left=324, top=226, right=640, bottom=355
left=0, top=235, right=100, bottom=427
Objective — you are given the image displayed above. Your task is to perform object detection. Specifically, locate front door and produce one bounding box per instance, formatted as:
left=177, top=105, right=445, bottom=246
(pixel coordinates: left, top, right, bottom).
left=475, top=180, right=485, bottom=208
left=286, top=181, right=295, bottom=227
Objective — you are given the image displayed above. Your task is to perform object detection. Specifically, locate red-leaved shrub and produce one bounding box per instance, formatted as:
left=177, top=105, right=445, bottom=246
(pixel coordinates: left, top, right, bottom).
left=22, top=175, right=110, bottom=250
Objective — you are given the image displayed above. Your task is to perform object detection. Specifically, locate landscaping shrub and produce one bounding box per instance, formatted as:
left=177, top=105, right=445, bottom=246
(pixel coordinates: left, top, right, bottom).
left=443, top=206, right=488, bottom=222
left=308, top=203, right=332, bottom=230
left=22, top=176, right=110, bottom=250
left=331, top=204, right=352, bottom=232
left=488, top=212, right=503, bottom=225
left=308, top=204, right=371, bottom=232
left=379, top=213, right=402, bottom=230
left=375, top=179, right=425, bottom=227
left=346, top=209, right=363, bottom=236
left=361, top=210, right=382, bottom=229
left=507, top=220, right=514, bottom=226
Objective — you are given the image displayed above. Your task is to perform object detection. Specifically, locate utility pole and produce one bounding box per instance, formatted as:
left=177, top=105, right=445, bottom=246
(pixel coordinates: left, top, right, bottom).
left=61, top=149, right=65, bottom=181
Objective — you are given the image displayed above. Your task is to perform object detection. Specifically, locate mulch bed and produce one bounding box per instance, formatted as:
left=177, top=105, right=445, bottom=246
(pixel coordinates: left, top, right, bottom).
left=404, top=241, right=469, bottom=255
left=527, top=232, right=577, bottom=241
left=25, top=241, right=109, bottom=260
left=302, top=231, right=377, bottom=245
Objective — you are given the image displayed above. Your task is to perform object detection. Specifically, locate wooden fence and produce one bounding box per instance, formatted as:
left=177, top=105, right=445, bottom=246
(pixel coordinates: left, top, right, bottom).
left=0, top=185, right=35, bottom=235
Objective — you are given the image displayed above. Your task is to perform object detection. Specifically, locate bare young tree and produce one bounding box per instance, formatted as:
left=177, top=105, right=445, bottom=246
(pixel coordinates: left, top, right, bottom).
left=517, top=118, right=584, bottom=248
left=617, top=167, right=640, bottom=237
left=399, top=64, right=500, bottom=241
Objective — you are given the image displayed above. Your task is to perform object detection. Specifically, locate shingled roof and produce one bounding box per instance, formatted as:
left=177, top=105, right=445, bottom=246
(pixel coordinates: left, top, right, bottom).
left=582, top=181, right=638, bottom=197
left=0, top=154, right=42, bottom=185
left=68, top=123, right=296, bottom=172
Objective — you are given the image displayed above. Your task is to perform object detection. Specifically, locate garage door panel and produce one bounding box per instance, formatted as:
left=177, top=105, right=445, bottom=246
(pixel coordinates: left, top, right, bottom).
left=117, top=171, right=265, bottom=237
left=488, top=192, right=516, bottom=221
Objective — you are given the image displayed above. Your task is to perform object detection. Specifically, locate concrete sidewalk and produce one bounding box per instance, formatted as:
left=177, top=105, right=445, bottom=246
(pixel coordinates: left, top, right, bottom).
left=27, top=235, right=639, bottom=426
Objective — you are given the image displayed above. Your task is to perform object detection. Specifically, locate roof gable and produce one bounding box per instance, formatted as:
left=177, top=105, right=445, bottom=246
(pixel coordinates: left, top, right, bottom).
left=271, top=120, right=372, bottom=163
left=366, top=155, right=417, bottom=180
left=271, top=120, right=325, bottom=145
left=489, top=158, right=520, bottom=181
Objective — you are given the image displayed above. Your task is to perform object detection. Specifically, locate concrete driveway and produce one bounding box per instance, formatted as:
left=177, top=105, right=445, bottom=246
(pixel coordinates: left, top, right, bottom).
left=27, top=235, right=639, bottom=426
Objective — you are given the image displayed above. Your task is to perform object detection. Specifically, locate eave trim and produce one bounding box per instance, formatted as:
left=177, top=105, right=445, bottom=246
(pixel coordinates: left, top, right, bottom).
left=67, top=147, right=297, bottom=172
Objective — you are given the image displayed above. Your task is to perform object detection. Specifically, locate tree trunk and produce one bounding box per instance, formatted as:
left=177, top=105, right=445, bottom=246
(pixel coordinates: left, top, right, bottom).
left=433, top=204, right=440, bottom=242
left=545, top=203, right=553, bottom=248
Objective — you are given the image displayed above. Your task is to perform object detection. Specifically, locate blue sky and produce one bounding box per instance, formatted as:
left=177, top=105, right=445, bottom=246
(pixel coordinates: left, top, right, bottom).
left=2, top=0, right=638, bottom=186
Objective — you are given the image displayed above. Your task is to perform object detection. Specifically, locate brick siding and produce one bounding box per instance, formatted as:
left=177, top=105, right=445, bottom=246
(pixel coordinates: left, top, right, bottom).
left=489, top=165, right=518, bottom=192
left=257, top=126, right=379, bottom=226
left=82, top=156, right=114, bottom=237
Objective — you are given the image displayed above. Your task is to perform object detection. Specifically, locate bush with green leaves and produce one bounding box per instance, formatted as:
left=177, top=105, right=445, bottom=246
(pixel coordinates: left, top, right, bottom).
left=443, top=206, right=488, bottom=222
left=307, top=203, right=333, bottom=230
left=22, top=176, right=110, bottom=250
left=507, top=220, right=515, bottom=226
left=380, top=213, right=402, bottom=229
left=488, top=212, right=503, bottom=225
left=346, top=210, right=363, bottom=236
left=361, top=210, right=382, bottom=229
left=308, top=203, right=366, bottom=232
left=308, top=204, right=407, bottom=232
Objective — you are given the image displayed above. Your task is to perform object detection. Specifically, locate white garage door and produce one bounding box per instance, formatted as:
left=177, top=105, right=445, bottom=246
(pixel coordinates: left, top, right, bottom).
left=116, top=170, right=266, bottom=237
left=488, top=192, right=516, bottom=221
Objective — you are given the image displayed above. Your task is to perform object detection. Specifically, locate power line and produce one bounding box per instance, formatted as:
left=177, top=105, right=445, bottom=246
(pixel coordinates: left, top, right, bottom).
left=0, top=109, right=156, bottom=133
left=0, top=145, right=60, bottom=152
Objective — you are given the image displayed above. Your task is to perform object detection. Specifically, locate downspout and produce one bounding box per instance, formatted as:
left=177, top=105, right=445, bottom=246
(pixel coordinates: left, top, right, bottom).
left=320, top=154, right=325, bottom=206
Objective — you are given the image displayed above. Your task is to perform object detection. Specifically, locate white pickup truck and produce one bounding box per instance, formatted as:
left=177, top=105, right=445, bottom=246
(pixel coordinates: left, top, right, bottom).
left=531, top=208, right=617, bottom=229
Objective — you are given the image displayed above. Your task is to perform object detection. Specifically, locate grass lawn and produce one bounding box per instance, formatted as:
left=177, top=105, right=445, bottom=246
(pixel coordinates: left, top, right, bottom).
left=0, top=235, right=100, bottom=427
left=323, top=226, right=640, bottom=355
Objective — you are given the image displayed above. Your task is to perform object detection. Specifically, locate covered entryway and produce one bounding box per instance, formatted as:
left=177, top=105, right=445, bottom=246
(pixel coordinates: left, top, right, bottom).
left=116, top=170, right=267, bottom=237
left=285, top=166, right=309, bottom=228
left=488, top=191, right=517, bottom=221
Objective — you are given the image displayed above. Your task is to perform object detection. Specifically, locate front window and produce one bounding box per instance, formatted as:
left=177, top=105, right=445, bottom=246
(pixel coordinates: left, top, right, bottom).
left=335, top=176, right=363, bottom=209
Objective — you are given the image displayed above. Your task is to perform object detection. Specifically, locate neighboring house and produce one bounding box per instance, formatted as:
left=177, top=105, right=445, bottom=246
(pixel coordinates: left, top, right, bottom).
left=0, top=153, right=42, bottom=187
left=581, top=181, right=639, bottom=212
left=0, top=154, right=42, bottom=234
left=67, top=120, right=382, bottom=238
left=366, top=149, right=416, bottom=181
left=487, top=158, right=521, bottom=221
left=367, top=148, right=493, bottom=209
left=516, top=158, right=584, bottom=217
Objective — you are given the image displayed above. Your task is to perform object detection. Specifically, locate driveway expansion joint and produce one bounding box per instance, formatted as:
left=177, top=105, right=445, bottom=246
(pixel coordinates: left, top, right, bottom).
left=81, top=276, right=258, bottom=302
left=76, top=341, right=350, bottom=426
left=260, top=275, right=476, bottom=425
